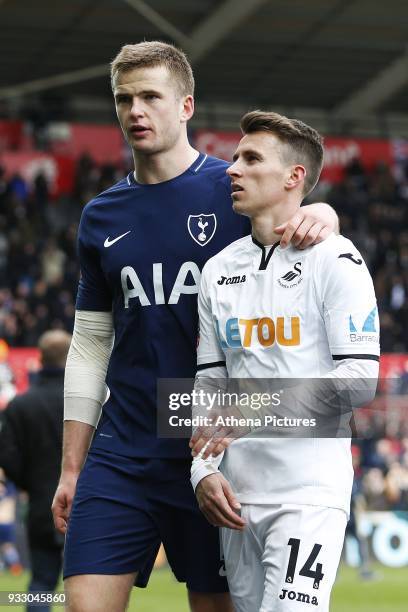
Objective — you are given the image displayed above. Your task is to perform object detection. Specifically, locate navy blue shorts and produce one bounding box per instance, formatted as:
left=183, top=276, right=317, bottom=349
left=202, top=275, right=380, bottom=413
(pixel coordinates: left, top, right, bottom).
left=63, top=451, right=228, bottom=593
left=0, top=523, right=16, bottom=544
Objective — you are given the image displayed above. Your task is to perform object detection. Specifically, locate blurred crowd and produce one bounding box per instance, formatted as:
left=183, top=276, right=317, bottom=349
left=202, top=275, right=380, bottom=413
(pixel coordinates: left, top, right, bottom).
left=0, top=152, right=407, bottom=350
left=323, top=157, right=408, bottom=352
left=352, top=437, right=408, bottom=511
left=0, top=156, right=120, bottom=346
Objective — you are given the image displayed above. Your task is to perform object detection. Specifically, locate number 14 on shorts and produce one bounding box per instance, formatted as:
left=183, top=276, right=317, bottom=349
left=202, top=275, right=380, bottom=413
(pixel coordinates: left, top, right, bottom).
left=285, top=538, right=324, bottom=589
left=279, top=539, right=325, bottom=606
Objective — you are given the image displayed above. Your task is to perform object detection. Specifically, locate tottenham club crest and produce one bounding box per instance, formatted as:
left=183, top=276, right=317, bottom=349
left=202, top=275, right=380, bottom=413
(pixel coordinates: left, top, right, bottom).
left=187, top=214, right=217, bottom=247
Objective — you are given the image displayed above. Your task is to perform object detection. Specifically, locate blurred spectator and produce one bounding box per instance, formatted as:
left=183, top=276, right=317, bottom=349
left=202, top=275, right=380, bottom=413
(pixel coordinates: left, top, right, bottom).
left=372, top=438, right=400, bottom=470
left=8, top=173, right=28, bottom=202
left=0, top=166, right=7, bottom=199
left=361, top=468, right=389, bottom=511
left=0, top=216, right=8, bottom=286
left=0, top=330, right=71, bottom=612
left=385, top=461, right=408, bottom=509
left=345, top=446, right=376, bottom=580
left=0, top=469, right=23, bottom=576
left=41, top=238, right=66, bottom=286
left=0, top=338, right=16, bottom=408
left=356, top=433, right=408, bottom=512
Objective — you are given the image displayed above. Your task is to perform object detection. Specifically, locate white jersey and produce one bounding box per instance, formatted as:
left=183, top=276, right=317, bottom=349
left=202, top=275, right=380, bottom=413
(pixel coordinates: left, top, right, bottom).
left=194, top=233, right=380, bottom=514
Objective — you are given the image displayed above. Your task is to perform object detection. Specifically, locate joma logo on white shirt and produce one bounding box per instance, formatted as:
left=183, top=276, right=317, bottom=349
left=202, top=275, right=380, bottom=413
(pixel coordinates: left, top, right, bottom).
left=121, top=262, right=201, bottom=307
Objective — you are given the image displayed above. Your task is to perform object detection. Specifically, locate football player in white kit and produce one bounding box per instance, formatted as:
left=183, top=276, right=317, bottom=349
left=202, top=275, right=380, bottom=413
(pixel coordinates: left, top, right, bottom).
left=189, top=111, right=380, bottom=611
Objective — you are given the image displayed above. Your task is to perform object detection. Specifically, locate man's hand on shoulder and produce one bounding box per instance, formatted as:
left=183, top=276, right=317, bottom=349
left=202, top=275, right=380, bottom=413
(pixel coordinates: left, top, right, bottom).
left=195, top=473, right=246, bottom=531
left=275, top=202, right=339, bottom=249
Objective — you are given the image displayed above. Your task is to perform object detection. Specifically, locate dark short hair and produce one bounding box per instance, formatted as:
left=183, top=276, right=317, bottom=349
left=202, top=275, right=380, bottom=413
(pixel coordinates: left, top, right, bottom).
left=240, top=110, right=324, bottom=196
left=111, top=41, right=194, bottom=97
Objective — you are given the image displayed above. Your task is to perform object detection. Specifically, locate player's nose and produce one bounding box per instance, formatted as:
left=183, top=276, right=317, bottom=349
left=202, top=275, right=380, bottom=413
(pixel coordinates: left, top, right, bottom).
left=129, top=97, right=145, bottom=118
left=227, top=161, right=242, bottom=177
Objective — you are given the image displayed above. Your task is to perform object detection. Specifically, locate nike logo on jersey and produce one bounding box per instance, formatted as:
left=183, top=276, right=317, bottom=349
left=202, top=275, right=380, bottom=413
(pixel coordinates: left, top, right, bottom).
left=104, top=231, right=131, bottom=248
left=338, top=253, right=362, bottom=265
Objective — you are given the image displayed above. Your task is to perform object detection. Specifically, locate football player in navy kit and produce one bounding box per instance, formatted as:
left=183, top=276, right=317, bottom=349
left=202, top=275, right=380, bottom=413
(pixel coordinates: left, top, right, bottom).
left=51, top=42, right=339, bottom=612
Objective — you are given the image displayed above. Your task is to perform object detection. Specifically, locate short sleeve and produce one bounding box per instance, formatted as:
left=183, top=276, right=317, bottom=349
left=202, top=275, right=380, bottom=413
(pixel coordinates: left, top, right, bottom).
left=76, top=206, right=112, bottom=312
left=316, top=236, right=380, bottom=361
left=196, top=263, right=226, bottom=370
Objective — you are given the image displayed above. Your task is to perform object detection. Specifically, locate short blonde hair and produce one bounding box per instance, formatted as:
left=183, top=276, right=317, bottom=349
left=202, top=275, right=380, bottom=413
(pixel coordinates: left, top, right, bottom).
left=241, top=110, right=324, bottom=196
left=38, top=330, right=71, bottom=368
left=111, top=41, right=195, bottom=97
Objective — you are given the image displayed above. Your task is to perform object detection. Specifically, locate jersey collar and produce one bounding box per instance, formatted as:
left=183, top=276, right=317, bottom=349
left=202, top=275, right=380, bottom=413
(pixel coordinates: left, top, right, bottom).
left=127, top=152, right=208, bottom=187
left=251, top=235, right=280, bottom=270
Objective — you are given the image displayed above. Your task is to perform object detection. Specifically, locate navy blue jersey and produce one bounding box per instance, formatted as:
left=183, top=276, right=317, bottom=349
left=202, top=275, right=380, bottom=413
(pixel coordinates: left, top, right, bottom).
left=76, top=153, right=249, bottom=458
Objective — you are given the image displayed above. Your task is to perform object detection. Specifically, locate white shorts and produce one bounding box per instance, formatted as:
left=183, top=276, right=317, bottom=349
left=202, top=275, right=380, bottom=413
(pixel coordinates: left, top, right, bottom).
left=221, top=503, right=347, bottom=612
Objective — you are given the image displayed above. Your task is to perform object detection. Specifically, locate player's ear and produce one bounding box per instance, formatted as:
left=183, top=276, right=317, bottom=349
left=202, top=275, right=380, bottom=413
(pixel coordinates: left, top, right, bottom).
left=180, top=95, right=194, bottom=122
left=285, top=165, right=306, bottom=190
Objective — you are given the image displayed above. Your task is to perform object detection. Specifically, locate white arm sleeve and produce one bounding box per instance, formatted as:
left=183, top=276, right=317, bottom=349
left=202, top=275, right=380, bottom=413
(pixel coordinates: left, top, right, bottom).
left=190, top=366, right=227, bottom=492
left=191, top=264, right=228, bottom=491
left=322, top=357, right=378, bottom=404
left=64, top=310, right=114, bottom=426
